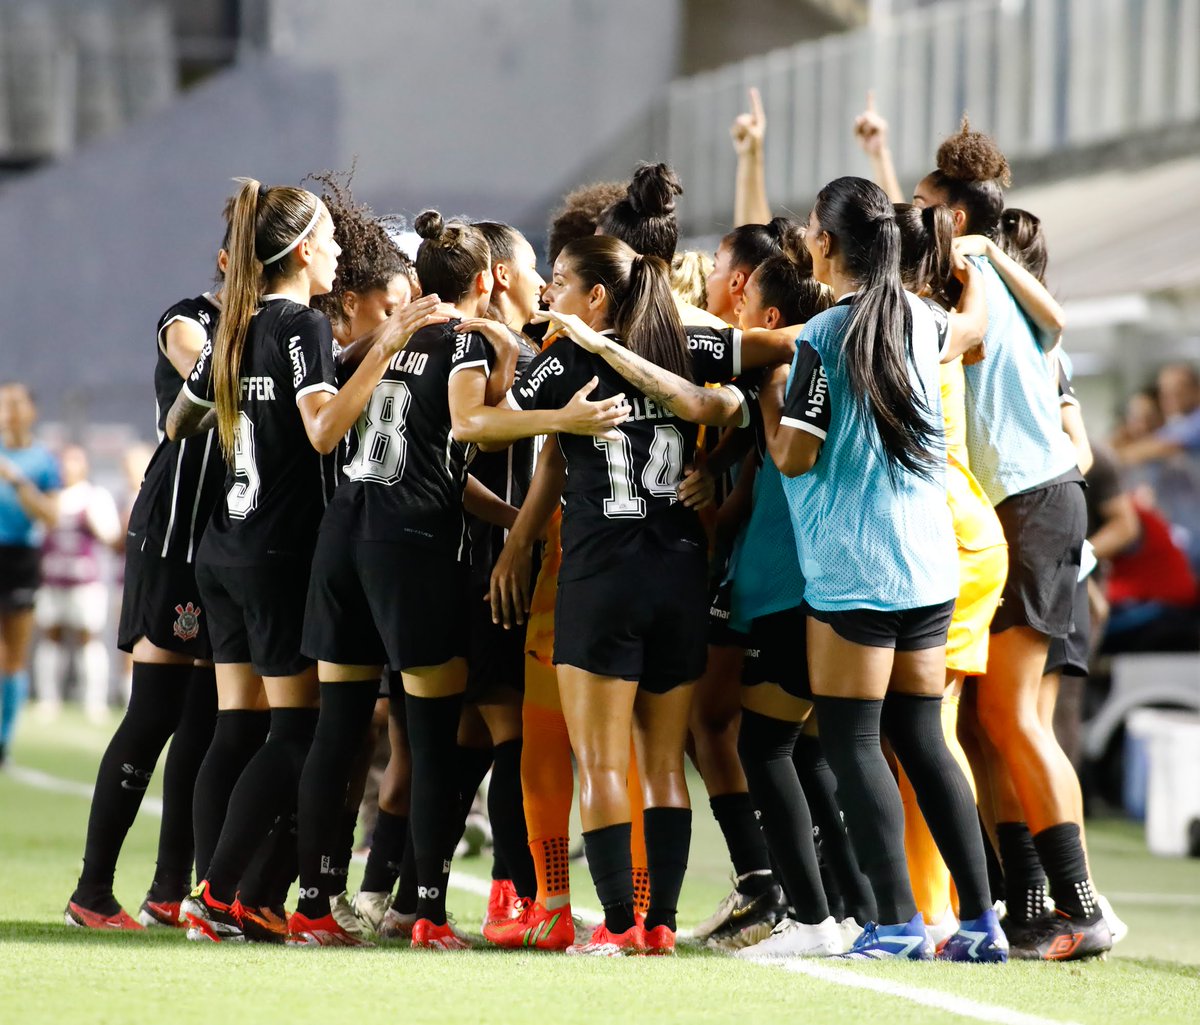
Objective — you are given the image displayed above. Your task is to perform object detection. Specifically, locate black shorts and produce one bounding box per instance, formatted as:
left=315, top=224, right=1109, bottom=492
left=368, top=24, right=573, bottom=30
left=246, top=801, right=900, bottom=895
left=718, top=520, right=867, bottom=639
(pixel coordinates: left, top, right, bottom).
left=302, top=532, right=466, bottom=673
left=742, top=605, right=811, bottom=699
left=553, top=545, right=708, bottom=694
left=117, top=543, right=211, bottom=659
left=807, top=598, right=955, bottom=651
left=0, top=544, right=41, bottom=612
left=991, top=480, right=1086, bottom=637
left=708, top=580, right=748, bottom=648
left=197, top=558, right=312, bottom=677
left=465, top=572, right=525, bottom=702
left=1045, top=578, right=1091, bottom=677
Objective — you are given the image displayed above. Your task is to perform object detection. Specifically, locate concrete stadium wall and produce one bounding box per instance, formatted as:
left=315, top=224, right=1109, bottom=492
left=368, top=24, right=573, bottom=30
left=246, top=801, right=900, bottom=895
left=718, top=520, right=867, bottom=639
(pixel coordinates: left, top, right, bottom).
left=0, top=57, right=338, bottom=430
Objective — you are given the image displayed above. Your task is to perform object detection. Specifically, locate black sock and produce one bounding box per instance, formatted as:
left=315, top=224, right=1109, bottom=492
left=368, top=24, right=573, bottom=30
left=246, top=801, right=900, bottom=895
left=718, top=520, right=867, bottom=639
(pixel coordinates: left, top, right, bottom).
left=643, top=807, right=692, bottom=933
left=488, top=739, right=537, bottom=900
left=582, top=822, right=635, bottom=934
left=206, top=707, right=317, bottom=905
left=361, top=810, right=408, bottom=894
left=148, top=665, right=216, bottom=901
left=450, top=743, right=493, bottom=854
left=882, top=693, right=991, bottom=921
left=793, top=732, right=876, bottom=922
left=491, top=848, right=509, bottom=882
left=982, top=817, right=1005, bottom=904
left=709, top=792, right=773, bottom=885
left=192, top=709, right=270, bottom=880
left=813, top=695, right=915, bottom=925
left=72, top=664, right=190, bottom=911
left=407, top=692, right=464, bottom=925
left=239, top=813, right=284, bottom=907
left=1033, top=822, right=1098, bottom=920
left=296, top=680, right=379, bottom=918
left=997, top=822, right=1047, bottom=923
left=737, top=710, right=829, bottom=924
left=394, top=833, right=418, bottom=915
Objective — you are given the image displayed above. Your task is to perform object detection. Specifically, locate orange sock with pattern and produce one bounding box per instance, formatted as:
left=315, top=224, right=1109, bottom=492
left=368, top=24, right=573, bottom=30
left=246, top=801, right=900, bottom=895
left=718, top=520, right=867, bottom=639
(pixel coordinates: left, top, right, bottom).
left=522, top=661, right=574, bottom=911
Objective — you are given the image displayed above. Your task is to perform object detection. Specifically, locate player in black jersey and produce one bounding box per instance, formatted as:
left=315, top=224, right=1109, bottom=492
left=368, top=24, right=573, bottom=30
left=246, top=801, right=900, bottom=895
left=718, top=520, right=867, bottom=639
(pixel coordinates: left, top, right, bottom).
left=295, top=210, right=628, bottom=949
left=165, top=179, right=449, bottom=943
left=66, top=225, right=230, bottom=930
left=502, top=235, right=725, bottom=956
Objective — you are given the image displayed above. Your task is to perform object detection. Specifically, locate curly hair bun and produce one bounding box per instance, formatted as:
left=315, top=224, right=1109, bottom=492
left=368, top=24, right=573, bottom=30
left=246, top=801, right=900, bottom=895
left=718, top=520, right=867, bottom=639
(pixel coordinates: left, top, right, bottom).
left=627, top=163, right=683, bottom=219
left=414, top=209, right=446, bottom=241
left=936, top=116, right=1012, bottom=187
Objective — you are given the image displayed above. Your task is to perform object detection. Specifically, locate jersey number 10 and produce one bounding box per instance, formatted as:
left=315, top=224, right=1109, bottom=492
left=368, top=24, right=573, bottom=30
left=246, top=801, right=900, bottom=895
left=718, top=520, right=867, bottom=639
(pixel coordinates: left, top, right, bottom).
left=593, top=424, right=685, bottom=519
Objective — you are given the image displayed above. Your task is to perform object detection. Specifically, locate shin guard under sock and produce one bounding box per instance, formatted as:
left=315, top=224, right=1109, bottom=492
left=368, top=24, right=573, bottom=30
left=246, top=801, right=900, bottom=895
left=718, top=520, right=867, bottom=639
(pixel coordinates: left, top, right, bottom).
left=738, top=710, right=829, bottom=924
left=296, top=680, right=379, bottom=918
left=205, top=707, right=316, bottom=904
left=192, top=709, right=270, bottom=880
left=72, top=664, right=191, bottom=911
left=643, top=807, right=692, bottom=933
left=148, top=665, right=216, bottom=901
left=883, top=693, right=990, bottom=921
left=813, top=695, right=915, bottom=924
left=407, top=692, right=464, bottom=925
left=583, top=822, right=635, bottom=934
left=489, top=738, right=537, bottom=900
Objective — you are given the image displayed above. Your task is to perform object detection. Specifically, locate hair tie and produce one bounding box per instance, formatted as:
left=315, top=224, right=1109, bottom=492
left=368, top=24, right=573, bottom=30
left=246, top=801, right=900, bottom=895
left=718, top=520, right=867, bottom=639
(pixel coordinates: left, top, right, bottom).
left=262, top=203, right=322, bottom=266
left=258, top=183, right=269, bottom=200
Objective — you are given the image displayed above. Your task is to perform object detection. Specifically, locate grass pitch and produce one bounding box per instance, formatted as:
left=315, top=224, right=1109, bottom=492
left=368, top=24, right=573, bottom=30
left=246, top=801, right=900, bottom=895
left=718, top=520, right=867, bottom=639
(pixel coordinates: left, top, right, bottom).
left=1, top=710, right=1198, bottom=1025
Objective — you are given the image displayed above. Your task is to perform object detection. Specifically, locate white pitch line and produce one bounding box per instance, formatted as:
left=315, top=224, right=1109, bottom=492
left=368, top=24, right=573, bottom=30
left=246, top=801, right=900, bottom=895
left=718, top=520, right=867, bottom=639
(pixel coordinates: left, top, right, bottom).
left=755, top=956, right=1086, bottom=1025
left=0, top=762, right=1125, bottom=1025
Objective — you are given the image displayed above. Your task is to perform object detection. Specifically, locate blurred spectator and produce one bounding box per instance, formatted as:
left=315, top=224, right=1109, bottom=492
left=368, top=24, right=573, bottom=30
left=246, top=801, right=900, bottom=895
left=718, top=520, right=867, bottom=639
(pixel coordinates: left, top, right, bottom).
left=1113, top=362, right=1200, bottom=573
left=1102, top=499, right=1199, bottom=653
left=0, top=383, right=61, bottom=764
left=1110, top=388, right=1163, bottom=448
left=34, top=445, right=121, bottom=721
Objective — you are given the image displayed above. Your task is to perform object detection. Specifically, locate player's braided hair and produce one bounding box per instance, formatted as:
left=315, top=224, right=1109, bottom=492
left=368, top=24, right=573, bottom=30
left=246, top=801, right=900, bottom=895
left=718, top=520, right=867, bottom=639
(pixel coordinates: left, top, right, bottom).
left=751, top=225, right=832, bottom=326
left=213, top=178, right=322, bottom=461
left=413, top=209, right=491, bottom=303
left=305, top=169, right=415, bottom=328
left=924, top=115, right=1011, bottom=238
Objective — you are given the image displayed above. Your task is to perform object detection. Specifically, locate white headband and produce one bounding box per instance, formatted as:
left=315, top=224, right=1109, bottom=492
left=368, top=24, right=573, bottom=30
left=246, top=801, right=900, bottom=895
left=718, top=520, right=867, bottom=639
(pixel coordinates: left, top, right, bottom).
left=262, top=206, right=322, bottom=265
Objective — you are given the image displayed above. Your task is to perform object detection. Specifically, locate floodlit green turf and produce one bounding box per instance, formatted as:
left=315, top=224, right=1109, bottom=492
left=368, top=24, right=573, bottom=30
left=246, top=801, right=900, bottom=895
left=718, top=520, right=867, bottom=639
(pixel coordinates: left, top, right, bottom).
left=2, top=710, right=1198, bottom=1025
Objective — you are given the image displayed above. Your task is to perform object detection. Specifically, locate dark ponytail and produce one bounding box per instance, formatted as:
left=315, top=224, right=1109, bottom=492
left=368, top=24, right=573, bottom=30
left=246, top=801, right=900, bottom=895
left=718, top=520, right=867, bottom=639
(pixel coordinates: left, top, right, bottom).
left=560, top=235, right=692, bottom=384
left=814, top=176, right=938, bottom=481
left=751, top=223, right=833, bottom=325
left=996, top=208, right=1048, bottom=284
left=894, top=202, right=956, bottom=306
left=598, top=163, right=683, bottom=263
left=213, top=177, right=322, bottom=460
left=723, top=215, right=796, bottom=273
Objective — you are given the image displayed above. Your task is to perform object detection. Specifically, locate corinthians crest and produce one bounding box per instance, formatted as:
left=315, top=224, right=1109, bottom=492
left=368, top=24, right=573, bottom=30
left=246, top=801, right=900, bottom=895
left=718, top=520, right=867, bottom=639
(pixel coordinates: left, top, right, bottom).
left=173, top=602, right=202, bottom=642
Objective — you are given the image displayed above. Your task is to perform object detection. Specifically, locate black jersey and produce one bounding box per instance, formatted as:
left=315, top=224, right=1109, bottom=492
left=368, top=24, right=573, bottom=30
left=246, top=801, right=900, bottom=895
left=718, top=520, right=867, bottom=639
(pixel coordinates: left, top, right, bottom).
left=686, top=324, right=741, bottom=384
left=127, top=293, right=226, bottom=563
left=186, top=296, right=339, bottom=567
left=320, top=319, right=492, bottom=553
left=465, top=329, right=540, bottom=579
left=509, top=334, right=740, bottom=582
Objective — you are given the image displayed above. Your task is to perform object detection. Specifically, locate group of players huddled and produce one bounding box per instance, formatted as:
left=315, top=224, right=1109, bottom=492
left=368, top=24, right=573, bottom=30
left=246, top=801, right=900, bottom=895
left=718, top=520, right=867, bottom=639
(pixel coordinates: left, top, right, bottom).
left=61, top=93, right=1121, bottom=962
